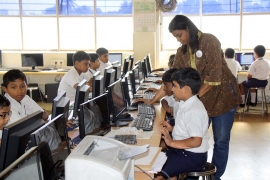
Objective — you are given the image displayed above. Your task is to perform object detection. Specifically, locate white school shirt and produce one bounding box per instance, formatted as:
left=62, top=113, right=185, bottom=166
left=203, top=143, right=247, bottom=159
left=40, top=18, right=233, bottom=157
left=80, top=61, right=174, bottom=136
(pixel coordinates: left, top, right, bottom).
left=81, top=68, right=96, bottom=81
left=163, top=95, right=175, bottom=108
left=172, top=95, right=210, bottom=153
left=98, top=60, right=111, bottom=76
left=248, top=58, right=270, bottom=80
left=226, top=58, right=242, bottom=77
left=58, top=66, right=84, bottom=102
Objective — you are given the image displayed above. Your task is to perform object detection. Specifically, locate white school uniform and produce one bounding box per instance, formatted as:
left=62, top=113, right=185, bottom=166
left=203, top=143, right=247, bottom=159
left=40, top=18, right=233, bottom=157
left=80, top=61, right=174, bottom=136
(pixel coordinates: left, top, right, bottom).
left=172, top=95, right=210, bottom=153
left=98, top=61, right=111, bottom=76
left=226, top=58, right=242, bottom=78
left=248, top=58, right=270, bottom=80
left=81, top=68, right=96, bottom=82
left=58, top=66, right=84, bottom=102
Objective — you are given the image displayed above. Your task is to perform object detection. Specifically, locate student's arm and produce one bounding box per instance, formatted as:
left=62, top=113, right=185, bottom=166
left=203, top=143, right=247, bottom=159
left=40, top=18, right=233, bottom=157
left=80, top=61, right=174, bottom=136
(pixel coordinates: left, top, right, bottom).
left=146, top=88, right=159, bottom=93
left=149, top=88, right=166, bottom=103
left=151, top=68, right=165, bottom=72
left=161, top=99, right=173, bottom=115
left=42, top=110, right=49, bottom=121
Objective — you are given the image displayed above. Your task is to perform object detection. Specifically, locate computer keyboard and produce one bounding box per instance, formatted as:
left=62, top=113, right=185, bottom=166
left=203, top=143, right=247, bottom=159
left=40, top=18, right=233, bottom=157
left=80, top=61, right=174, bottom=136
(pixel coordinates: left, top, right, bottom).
left=21, top=69, right=40, bottom=72
left=114, top=135, right=137, bottom=145
left=57, top=69, right=69, bottom=72
left=138, top=104, right=156, bottom=116
left=131, top=115, right=154, bottom=131
left=148, top=83, right=161, bottom=89
left=143, top=92, right=156, bottom=100
left=144, top=77, right=162, bottom=82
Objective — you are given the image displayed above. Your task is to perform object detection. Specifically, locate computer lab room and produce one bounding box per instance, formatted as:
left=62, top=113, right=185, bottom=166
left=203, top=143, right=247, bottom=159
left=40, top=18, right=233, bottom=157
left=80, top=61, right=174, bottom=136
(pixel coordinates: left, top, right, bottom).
left=0, top=0, right=270, bottom=180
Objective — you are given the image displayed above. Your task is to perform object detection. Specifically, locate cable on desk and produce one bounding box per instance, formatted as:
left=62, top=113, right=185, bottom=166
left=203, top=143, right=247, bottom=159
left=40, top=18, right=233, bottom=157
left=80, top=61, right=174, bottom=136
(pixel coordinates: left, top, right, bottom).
left=134, top=165, right=154, bottom=180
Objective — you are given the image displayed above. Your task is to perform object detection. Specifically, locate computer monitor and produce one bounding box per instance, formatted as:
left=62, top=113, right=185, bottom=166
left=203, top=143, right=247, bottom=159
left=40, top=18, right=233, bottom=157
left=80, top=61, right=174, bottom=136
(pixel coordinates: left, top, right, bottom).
left=67, top=53, right=74, bottom=66
left=72, top=79, right=90, bottom=120
left=134, top=61, right=144, bottom=84
left=145, top=54, right=152, bottom=75
left=21, top=54, right=44, bottom=70
left=0, top=111, right=45, bottom=171
left=103, top=65, right=116, bottom=90
left=141, top=59, right=148, bottom=78
left=129, top=70, right=136, bottom=95
left=109, top=53, right=122, bottom=65
left=122, top=58, right=130, bottom=76
left=107, top=79, right=129, bottom=126
left=235, top=52, right=254, bottom=66
left=30, top=113, right=71, bottom=170
left=51, top=90, right=70, bottom=119
left=112, top=62, right=122, bottom=81
left=92, top=71, right=104, bottom=98
left=78, top=93, right=111, bottom=139
left=129, top=55, right=134, bottom=71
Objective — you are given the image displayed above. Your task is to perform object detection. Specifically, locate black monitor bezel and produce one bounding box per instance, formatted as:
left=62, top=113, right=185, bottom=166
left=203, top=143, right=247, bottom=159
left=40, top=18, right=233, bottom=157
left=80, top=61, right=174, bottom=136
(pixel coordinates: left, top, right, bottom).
left=21, top=53, right=44, bottom=67
left=92, top=71, right=104, bottom=98
left=235, top=52, right=254, bottom=66
left=51, top=90, right=66, bottom=119
left=113, top=63, right=122, bottom=81
left=67, top=53, right=74, bottom=66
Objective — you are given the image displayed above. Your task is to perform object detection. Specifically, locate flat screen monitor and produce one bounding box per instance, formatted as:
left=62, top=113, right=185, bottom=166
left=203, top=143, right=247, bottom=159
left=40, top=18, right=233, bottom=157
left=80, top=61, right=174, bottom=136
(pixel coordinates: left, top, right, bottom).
left=103, top=66, right=116, bottom=90
left=235, top=52, right=254, bottom=66
left=30, top=113, right=71, bottom=170
left=129, top=69, right=136, bottom=95
left=109, top=53, right=122, bottom=65
left=78, top=93, right=111, bottom=139
left=72, top=79, right=90, bottom=120
left=107, top=79, right=127, bottom=126
left=92, top=71, right=104, bottom=98
left=129, top=55, right=134, bottom=71
left=0, top=111, right=45, bottom=172
left=21, top=54, right=44, bottom=69
left=67, top=53, right=74, bottom=66
left=141, top=59, right=148, bottom=78
left=113, top=63, right=122, bottom=81
left=122, top=58, right=130, bottom=76
left=134, top=61, right=144, bottom=85
left=51, top=90, right=70, bottom=119
left=0, top=146, right=43, bottom=180
left=121, top=73, right=133, bottom=106
left=145, top=54, right=152, bottom=75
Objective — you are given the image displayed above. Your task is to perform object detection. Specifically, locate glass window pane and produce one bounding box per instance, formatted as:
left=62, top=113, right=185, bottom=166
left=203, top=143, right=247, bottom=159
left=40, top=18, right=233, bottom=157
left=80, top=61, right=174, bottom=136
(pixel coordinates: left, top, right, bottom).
left=166, top=1, right=200, bottom=15
left=201, top=16, right=240, bottom=49
left=22, top=17, right=57, bottom=50
left=243, top=0, right=270, bottom=13
left=96, top=0, right=132, bottom=15
left=162, top=16, right=200, bottom=50
left=242, top=15, right=270, bottom=49
left=22, top=0, right=56, bottom=15
left=202, top=0, right=240, bottom=14
left=0, top=0, right=19, bottom=15
left=0, top=17, right=22, bottom=49
left=59, top=0, right=94, bottom=15
left=96, top=17, right=133, bottom=50
left=59, top=17, right=95, bottom=50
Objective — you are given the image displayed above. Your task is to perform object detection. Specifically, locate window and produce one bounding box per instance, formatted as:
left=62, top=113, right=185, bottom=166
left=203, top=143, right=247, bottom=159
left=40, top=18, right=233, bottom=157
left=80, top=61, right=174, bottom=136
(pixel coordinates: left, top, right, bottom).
left=0, top=0, right=19, bottom=15
left=173, top=1, right=200, bottom=14
left=243, top=0, right=270, bottom=13
left=58, top=0, right=94, bottom=15
left=96, top=0, right=132, bottom=15
left=21, top=0, right=56, bottom=15
left=202, top=0, right=240, bottom=14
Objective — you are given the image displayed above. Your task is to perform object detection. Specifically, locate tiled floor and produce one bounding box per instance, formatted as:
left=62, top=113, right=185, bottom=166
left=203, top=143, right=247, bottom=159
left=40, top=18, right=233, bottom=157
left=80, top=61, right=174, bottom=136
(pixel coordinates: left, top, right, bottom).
left=38, top=102, right=270, bottom=179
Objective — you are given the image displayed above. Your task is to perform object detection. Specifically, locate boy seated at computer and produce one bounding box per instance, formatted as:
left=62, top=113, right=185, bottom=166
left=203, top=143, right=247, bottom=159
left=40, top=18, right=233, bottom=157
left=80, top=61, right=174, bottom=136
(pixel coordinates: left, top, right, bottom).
left=82, top=53, right=100, bottom=81
left=96, top=47, right=111, bottom=76
left=0, top=95, right=11, bottom=144
left=239, top=45, right=270, bottom=107
left=224, top=48, right=242, bottom=78
left=155, top=68, right=209, bottom=180
left=2, top=69, right=49, bottom=124
left=58, top=51, right=92, bottom=102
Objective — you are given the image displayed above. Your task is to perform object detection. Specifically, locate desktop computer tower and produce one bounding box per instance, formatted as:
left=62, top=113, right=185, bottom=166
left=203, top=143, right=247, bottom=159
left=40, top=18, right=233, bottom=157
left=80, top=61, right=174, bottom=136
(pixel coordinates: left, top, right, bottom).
left=45, top=83, right=59, bottom=103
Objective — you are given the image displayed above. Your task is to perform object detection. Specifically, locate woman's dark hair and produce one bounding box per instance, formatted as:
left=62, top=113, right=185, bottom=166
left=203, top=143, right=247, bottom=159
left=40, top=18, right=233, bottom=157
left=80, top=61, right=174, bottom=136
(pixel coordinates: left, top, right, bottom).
left=0, top=95, right=10, bottom=109
left=254, top=45, right=265, bottom=57
left=169, top=15, right=199, bottom=54
left=171, top=68, right=201, bottom=95
left=2, top=69, right=27, bottom=88
left=89, top=53, right=99, bottom=63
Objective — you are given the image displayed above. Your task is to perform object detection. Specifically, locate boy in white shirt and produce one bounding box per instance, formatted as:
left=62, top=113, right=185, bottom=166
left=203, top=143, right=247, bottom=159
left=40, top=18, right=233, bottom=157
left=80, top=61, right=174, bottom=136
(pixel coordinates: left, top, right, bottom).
left=96, top=47, right=111, bottom=76
left=156, top=68, right=209, bottom=180
left=58, top=51, right=91, bottom=102
left=2, top=69, right=49, bottom=125
left=0, top=95, right=11, bottom=141
left=239, top=45, right=270, bottom=107
left=82, top=53, right=100, bottom=81
left=225, top=48, right=242, bottom=78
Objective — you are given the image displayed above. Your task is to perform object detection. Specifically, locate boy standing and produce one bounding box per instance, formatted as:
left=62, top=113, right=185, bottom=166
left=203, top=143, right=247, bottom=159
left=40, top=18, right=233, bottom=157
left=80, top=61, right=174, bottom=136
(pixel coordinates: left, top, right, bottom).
left=2, top=69, right=49, bottom=124
left=0, top=95, right=11, bottom=141
left=156, top=68, right=209, bottom=180
left=225, top=48, right=242, bottom=78
left=58, top=51, right=91, bottom=102
left=96, top=47, right=111, bottom=76
left=82, top=53, right=101, bottom=81
left=239, top=45, right=270, bottom=107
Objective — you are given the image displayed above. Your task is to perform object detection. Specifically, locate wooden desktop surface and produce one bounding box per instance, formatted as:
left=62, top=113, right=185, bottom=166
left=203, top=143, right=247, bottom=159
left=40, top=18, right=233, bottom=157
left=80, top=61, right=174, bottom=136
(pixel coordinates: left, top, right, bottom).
left=0, top=71, right=66, bottom=75
left=68, top=103, right=166, bottom=180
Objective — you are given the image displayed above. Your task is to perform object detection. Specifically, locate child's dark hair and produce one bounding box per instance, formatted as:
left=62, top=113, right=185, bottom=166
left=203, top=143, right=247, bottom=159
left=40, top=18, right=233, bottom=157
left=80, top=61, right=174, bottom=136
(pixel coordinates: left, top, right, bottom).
left=72, top=51, right=90, bottom=64
left=0, top=94, right=10, bottom=109
left=168, top=54, right=175, bottom=67
left=89, top=53, right=99, bottom=63
left=225, top=48, right=235, bottom=59
left=96, top=48, right=108, bottom=56
left=171, top=68, right=201, bottom=95
left=162, top=68, right=177, bottom=82
left=2, top=69, right=27, bottom=88
left=254, top=45, right=265, bottom=57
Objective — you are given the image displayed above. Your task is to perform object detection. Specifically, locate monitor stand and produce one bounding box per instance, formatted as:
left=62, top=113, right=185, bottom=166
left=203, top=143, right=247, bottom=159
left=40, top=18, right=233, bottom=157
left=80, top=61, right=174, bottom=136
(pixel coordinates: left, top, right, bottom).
left=111, top=121, right=129, bottom=127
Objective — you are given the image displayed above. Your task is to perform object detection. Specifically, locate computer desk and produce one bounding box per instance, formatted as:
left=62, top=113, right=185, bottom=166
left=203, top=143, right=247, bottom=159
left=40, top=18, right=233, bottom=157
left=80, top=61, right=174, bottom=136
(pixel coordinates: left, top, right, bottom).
left=68, top=103, right=166, bottom=180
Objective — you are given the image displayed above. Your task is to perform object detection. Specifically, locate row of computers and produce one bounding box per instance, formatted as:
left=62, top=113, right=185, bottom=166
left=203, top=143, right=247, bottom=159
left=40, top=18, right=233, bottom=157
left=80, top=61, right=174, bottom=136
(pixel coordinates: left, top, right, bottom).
left=0, top=54, right=158, bottom=179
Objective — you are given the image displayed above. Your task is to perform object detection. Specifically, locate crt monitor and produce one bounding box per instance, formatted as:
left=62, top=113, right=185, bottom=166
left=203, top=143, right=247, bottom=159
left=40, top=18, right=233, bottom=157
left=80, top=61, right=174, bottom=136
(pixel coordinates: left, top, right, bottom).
left=103, top=65, right=116, bottom=90
left=67, top=53, right=74, bottom=66
left=107, top=79, right=129, bottom=126
left=92, top=71, right=104, bottom=98
left=51, top=90, right=70, bottom=119
left=78, top=93, right=111, bottom=139
left=113, top=63, right=122, bottom=81
left=72, top=79, right=90, bottom=120
left=109, top=53, right=122, bottom=65
left=21, top=54, right=44, bottom=69
left=235, top=52, right=254, bottom=66
left=0, top=111, right=45, bottom=172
